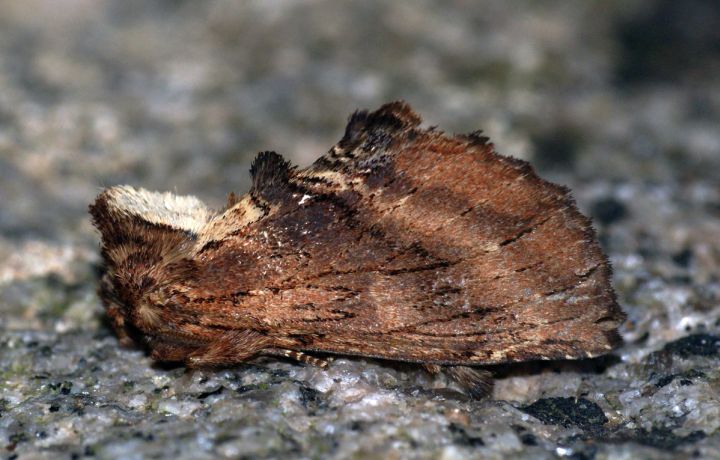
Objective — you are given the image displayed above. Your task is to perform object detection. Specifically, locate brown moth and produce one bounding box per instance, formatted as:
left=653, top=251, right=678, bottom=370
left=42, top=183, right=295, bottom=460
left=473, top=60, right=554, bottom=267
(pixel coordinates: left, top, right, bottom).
left=90, top=101, right=625, bottom=398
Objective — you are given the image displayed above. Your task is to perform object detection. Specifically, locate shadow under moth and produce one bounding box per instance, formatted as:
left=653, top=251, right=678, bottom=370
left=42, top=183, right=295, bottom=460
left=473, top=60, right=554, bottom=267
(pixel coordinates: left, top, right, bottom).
left=90, top=101, right=625, bottom=398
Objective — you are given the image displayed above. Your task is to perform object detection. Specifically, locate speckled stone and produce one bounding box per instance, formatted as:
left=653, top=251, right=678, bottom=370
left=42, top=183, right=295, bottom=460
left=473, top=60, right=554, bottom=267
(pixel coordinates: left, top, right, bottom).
left=1, top=1, right=720, bottom=459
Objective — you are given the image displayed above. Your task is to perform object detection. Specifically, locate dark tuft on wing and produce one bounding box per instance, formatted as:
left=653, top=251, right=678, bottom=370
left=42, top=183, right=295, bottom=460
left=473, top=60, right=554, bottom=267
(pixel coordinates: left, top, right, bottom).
left=334, top=100, right=422, bottom=156
left=250, top=151, right=295, bottom=203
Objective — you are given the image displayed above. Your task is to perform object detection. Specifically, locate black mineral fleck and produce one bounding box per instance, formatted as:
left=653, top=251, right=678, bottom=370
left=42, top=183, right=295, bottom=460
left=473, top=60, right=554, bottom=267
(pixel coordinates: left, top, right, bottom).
left=663, top=334, right=720, bottom=358
left=521, top=397, right=608, bottom=430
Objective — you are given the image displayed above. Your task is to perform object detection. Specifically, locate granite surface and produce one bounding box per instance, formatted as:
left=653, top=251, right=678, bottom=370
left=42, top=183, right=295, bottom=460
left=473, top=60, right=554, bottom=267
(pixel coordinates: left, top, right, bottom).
left=1, top=1, right=719, bottom=459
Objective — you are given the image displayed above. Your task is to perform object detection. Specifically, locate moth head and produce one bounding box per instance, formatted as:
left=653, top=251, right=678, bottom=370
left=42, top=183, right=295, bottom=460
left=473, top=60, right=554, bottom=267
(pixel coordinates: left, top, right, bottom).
left=89, top=186, right=211, bottom=328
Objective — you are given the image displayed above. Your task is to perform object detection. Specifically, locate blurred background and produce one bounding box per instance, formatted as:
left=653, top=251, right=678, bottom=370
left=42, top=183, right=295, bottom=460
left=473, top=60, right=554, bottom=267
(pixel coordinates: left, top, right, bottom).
left=0, top=0, right=718, bottom=241
left=1, top=1, right=720, bottom=458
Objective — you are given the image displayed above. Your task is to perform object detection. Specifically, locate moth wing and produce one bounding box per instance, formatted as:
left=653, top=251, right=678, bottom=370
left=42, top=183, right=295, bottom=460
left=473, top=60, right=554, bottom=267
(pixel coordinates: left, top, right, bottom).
left=180, top=102, right=624, bottom=365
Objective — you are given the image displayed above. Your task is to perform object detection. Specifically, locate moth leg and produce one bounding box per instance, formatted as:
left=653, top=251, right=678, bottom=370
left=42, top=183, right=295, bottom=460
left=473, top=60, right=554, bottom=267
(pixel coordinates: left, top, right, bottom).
left=423, top=364, right=494, bottom=399
left=105, top=302, right=134, bottom=347
left=185, top=330, right=270, bottom=368
left=148, top=339, right=201, bottom=363
left=100, top=273, right=134, bottom=347
left=264, top=349, right=330, bottom=368
left=446, top=366, right=494, bottom=399
left=423, top=364, right=442, bottom=375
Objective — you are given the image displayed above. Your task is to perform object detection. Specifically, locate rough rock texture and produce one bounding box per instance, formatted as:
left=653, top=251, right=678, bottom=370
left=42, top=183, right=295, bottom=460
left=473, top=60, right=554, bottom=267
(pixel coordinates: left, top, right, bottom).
left=1, top=1, right=719, bottom=459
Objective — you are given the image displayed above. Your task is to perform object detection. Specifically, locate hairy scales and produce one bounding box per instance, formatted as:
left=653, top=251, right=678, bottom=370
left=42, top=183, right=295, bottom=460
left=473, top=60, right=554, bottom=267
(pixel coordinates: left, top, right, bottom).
left=90, top=101, right=625, bottom=389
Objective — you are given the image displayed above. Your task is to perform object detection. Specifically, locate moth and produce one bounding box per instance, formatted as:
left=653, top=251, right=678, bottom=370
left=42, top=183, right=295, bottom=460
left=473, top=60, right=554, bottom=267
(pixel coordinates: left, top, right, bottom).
left=90, top=102, right=625, bottom=398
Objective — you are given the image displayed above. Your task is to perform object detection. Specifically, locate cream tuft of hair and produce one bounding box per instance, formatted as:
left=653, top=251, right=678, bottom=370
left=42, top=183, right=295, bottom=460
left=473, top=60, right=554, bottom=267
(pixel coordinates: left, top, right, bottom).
left=103, top=185, right=215, bottom=235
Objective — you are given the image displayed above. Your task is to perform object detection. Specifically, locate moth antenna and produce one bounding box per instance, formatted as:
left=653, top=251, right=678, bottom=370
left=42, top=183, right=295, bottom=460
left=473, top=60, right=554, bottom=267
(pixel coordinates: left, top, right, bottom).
left=265, top=349, right=329, bottom=368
